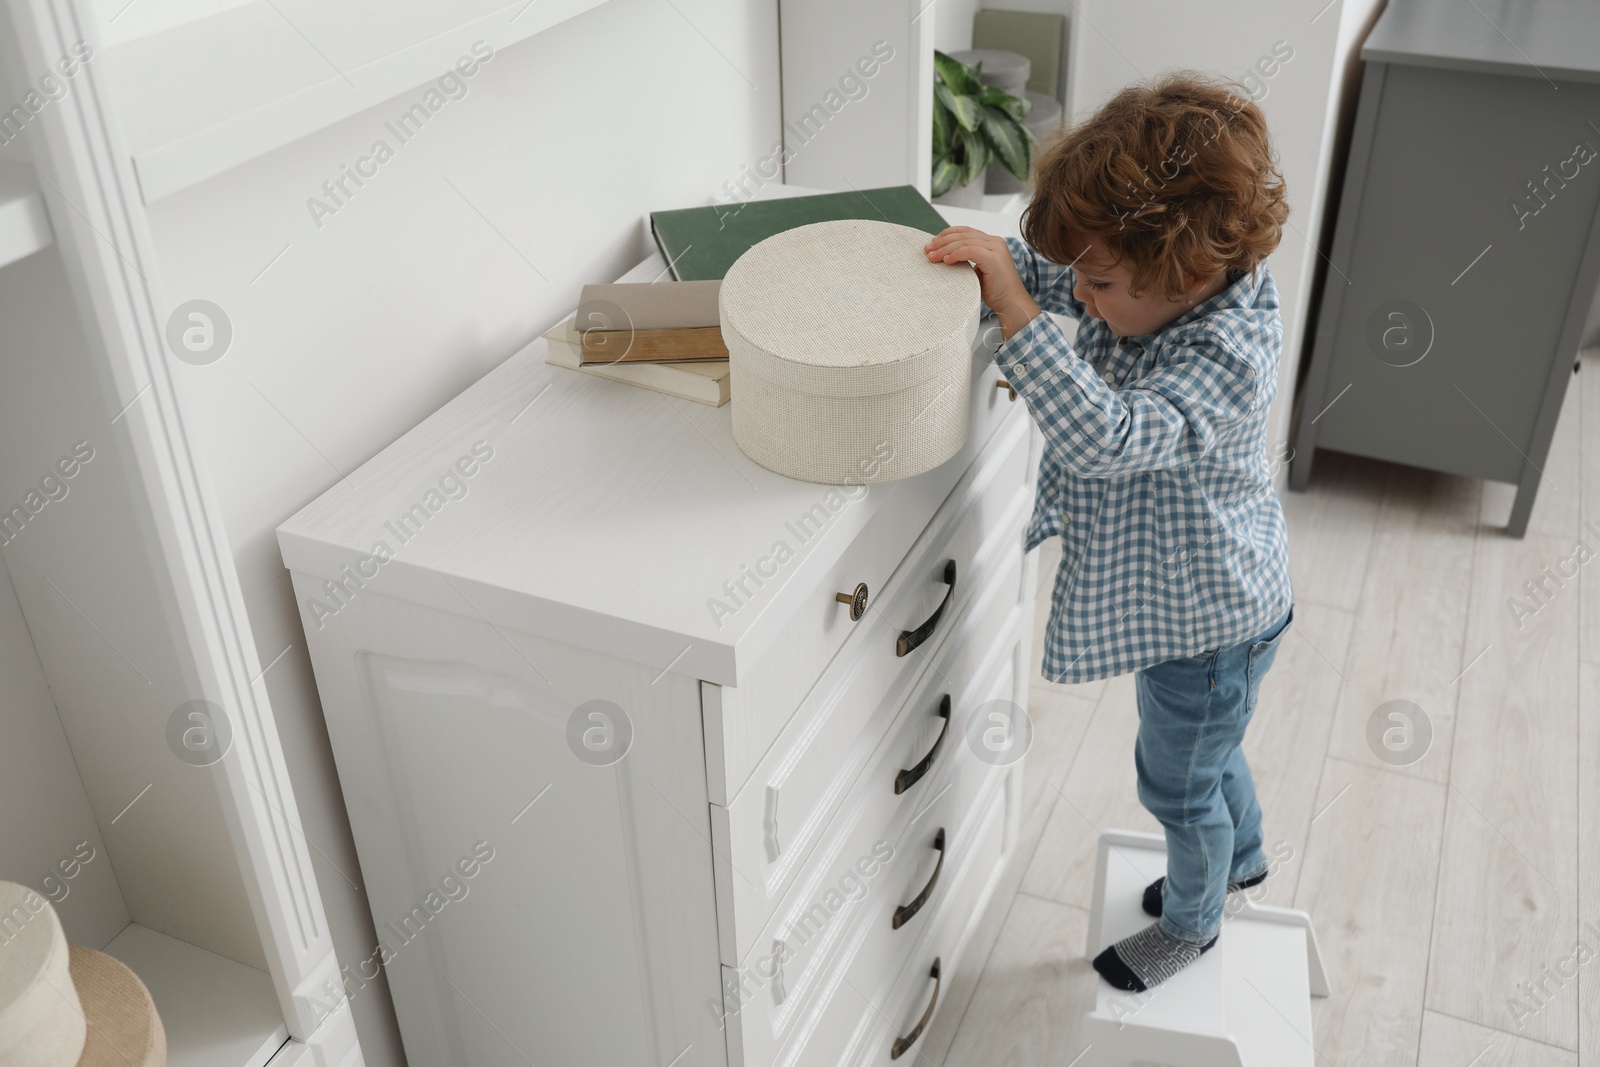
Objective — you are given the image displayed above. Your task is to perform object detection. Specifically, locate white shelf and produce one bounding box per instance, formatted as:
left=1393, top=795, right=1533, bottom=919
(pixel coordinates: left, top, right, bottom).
left=104, top=0, right=614, bottom=202
left=0, top=163, right=53, bottom=269
left=103, top=923, right=288, bottom=1067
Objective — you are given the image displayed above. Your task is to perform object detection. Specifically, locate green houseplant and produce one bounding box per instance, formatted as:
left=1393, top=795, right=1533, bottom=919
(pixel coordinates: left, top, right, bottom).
left=931, top=50, right=1038, bottom=201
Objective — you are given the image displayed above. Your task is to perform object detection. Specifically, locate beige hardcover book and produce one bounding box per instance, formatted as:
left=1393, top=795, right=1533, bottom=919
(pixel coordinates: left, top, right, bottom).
left=578, top=325, right=727, bottom=365
left=575, top=279, right=721, bottom=330
left=542, top=317, right=730, bottom=407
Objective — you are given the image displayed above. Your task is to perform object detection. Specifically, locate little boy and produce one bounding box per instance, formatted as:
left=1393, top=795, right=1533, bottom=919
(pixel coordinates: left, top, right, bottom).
left=925, top=73, right=1295, bottom=992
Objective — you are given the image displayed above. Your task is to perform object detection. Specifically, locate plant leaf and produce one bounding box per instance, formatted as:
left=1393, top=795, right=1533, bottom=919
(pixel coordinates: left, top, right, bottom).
left=978, top=84, right=1012, bottom=107
left=931, top=158, right=961, bottom=198
left=983, top=105, right=1032, bottom=181
left=960, top=133, right=990, bottom=188
left=936, top=83, right=982, bottom=132
left=979, top=83, right=1032, bottom=120
left=932, top=95, right=952, bottom=159
left=933, top=49, right=982, bottom=96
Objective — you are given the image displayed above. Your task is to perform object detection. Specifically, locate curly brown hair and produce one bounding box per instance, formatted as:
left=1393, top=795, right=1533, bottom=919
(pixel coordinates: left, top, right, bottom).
left=1021, top=72, right=1289, bottom=300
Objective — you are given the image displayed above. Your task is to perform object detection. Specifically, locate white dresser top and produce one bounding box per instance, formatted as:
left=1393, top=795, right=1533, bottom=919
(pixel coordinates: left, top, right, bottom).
left=276, top=191, right=1022, bottom=685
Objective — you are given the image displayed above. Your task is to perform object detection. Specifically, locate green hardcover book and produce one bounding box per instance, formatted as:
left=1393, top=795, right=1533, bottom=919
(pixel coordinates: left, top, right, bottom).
left=650, top=186, right=951, bottom=281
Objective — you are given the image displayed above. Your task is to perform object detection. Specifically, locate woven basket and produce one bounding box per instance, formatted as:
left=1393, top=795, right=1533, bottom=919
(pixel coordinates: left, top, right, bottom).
left=69, top=947, right=166, bottom=1067
left=720, top=219, right=981, bottom=485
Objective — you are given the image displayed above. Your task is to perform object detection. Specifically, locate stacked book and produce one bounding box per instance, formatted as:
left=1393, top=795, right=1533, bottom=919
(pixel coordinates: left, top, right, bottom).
left=543, top=185, right=952, bottom=407
left=542, top=280, right=730, bottom=406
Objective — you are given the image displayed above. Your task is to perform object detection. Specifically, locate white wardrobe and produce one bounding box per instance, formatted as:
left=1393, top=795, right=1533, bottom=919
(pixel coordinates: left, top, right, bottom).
left=0, top=0, right=639, bottom=1061
left=0, top=1, right=364, bottom=1063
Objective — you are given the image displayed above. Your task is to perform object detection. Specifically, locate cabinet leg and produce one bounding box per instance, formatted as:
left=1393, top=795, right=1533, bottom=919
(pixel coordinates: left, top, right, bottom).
left=1287, top=442, right=1315, bottom=492
left=1287, top=393, right=1321, bottom=492
left=1505, top=468, right=1539, bottom=538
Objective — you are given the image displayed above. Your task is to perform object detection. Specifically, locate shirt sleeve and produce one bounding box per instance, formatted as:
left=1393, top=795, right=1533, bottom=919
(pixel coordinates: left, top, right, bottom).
left=1004, top=236, right=1085, bottom=320
left=991, top=313, right=1263, bottom=479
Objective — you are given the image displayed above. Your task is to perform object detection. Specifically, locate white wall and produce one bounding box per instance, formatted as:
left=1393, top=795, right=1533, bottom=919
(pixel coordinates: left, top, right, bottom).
left=0, top=552, right=130, bottom=951
left=933, top=0, right=983, bottom=54
left=87, top=0, right=252, bottom=48
left=1065, top=0, right=1386, bottom=453
left=778, top=2, right=933, bottom=195
left=134, top=0, right=780, bottom=1061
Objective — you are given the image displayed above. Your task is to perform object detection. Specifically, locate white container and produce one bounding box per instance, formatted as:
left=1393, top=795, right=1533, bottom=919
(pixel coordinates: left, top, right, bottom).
left=948, top=48, right=1031, bottom=97
left=0, top=882, right=84, bottom=1067
left=720, top=219, right=982, bottom=485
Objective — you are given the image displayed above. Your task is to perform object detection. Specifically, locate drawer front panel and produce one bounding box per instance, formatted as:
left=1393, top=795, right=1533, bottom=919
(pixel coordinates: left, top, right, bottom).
left=724, top=622, right=1021, bottom=1067
left=711, top=398, right=1032, bottom=805
left=767, top=768, right=1011, bottom=1067
left=840, top=780, right=1009, bottom=1067
left=713, top=490, right=1029, bottom=965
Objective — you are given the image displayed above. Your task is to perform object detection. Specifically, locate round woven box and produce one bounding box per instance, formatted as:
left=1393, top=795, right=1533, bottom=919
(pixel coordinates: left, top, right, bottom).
left=720, top=219, right=981, bottom=485
left=69, top=947, right=166, bottom=1067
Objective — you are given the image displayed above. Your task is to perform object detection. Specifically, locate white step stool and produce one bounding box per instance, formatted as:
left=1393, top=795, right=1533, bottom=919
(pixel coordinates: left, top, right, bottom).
left=1081, top=830, right=1330, bottom=1067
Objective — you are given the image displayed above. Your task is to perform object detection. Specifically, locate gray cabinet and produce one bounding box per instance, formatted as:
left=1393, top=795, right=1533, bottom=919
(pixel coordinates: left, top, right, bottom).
left=1290, top=0, right=1600, bottom=535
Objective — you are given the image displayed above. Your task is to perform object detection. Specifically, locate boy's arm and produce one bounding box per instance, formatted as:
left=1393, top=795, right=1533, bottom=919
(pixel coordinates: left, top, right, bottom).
left=1004, top=236, right=1087, bottom=320
left=993, top=313, right=1267, bottom=478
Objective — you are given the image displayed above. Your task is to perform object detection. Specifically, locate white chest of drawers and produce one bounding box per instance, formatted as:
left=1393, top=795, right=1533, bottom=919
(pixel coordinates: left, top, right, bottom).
left=277, top=206, right=1040, bottom=1067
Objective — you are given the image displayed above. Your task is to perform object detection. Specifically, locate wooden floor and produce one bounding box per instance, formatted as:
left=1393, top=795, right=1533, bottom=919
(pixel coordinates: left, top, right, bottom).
left=935, top=349, right=1600, bottom=1066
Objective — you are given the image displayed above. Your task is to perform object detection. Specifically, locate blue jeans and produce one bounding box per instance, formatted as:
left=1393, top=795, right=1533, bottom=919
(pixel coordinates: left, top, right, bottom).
left=1133, top=604, right=1294, bottom=943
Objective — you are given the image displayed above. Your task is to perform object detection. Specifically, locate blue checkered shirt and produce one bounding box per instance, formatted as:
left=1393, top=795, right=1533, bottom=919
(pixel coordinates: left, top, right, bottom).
left=992, top=236, right=1293, bottom=683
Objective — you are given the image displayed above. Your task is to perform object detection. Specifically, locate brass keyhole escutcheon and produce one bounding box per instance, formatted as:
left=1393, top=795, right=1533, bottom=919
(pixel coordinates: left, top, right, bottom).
left=835, top=582, right=868, bottom=621
left=994, top=379, right=1017, bottom=401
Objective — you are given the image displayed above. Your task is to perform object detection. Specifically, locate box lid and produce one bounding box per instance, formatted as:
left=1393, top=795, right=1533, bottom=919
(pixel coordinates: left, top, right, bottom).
left=720, top=219, right=981, bottom=397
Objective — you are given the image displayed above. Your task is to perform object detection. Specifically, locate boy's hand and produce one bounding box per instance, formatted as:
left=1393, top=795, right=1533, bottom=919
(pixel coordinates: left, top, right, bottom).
left=924, top=227, right=1041, bottom=340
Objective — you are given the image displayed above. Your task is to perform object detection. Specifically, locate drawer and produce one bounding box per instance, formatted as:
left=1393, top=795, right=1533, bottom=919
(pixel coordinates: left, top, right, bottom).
left=728, top=761, right=1013, bottom=1067
left=707, top=400, right=1032, bottom=806
left=839, top=779, right=1010, bottom=1067
left=719, top=622, right=1021, bottom=1067
left=710, top=490, right=1030, bottom=967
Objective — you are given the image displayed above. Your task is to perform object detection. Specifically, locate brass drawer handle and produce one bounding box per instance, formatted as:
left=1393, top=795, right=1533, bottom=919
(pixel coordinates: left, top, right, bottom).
left=892, top=828, right=945, bottom=930
left=894, top=695, right=950, bottom=795
left=835, top=582, right=868, bottom=621
left=889, top=957, right=942, bottom=1060
left=994, top=378, right=1017, bottom=401
left=896, top=560, right=956, bottom=657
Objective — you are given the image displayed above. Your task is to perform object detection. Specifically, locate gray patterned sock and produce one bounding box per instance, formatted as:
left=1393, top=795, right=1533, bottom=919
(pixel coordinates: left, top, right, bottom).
left=1092, top=922, right=1218, bottom=992
left=1142, top=867, right=1268, bottom=917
